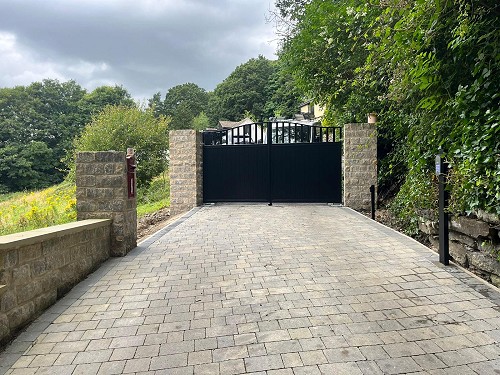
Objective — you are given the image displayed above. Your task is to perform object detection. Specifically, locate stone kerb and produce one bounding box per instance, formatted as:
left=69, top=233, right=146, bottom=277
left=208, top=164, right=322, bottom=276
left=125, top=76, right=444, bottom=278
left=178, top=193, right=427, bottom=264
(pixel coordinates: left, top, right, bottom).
left=169, top=130, right=203, bottom=215
left=343, top=123, right=377, bottom=211
left=76, top=151, right=137, bottom=256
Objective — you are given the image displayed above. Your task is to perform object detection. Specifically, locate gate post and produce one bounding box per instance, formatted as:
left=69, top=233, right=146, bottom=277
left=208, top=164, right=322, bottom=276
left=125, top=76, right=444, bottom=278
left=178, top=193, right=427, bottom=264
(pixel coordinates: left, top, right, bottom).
left=76, top=151, right=137, bottom=256
left=343, top=123, right=377, bottom=211
left=169, top=130, right=203, bottom=215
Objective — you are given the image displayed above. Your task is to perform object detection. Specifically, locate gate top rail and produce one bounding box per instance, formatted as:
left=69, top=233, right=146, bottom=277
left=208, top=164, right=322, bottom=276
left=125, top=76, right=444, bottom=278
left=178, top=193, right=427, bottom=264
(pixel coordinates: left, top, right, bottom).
left=203, top=121, right=342, bottom=146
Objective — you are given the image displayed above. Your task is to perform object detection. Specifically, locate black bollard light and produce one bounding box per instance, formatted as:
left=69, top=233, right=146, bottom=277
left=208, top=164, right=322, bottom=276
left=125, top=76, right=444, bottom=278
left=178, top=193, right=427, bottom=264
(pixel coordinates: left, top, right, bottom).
left=435, top=151, right=449, bottom=265
left=370, top=185, right=376, bottom=220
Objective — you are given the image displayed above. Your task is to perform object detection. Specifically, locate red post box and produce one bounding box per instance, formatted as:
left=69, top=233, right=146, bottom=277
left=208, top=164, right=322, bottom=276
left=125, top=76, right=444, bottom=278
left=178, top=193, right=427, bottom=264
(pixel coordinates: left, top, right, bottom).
left=126, top=149, right=136, bottom=198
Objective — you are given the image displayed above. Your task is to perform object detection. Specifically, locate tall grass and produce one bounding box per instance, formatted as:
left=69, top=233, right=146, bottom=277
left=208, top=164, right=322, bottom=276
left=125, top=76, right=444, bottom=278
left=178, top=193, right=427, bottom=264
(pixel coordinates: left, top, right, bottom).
left=0, top=172, right=170, bottom=236
left=137, top=173, right=170, bottom=217
left=0, top=182, right=77, bottom=236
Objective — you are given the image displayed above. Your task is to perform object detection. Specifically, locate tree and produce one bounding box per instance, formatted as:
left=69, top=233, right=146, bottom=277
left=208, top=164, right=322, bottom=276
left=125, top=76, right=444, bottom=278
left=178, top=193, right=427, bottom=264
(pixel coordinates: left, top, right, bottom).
left=276, top=0, right=500, bottom=229
left=0, top=142, right=54, bottom=193
left=78, top=85, right=135, bottom=125
left=207, top=56, right=277, bottom=125
left=148, top=91, right=164, bottom=118
left=0, top=80, right=139, bottom=192
left=73, top=106, right=169, bottom=186
left=192, top=112, right=210, bottom=131
left=0, top=79, right=87, bottom=191
left=156, top=83, right=209, bottom=130
left=265, top=61, right=304, bottom=118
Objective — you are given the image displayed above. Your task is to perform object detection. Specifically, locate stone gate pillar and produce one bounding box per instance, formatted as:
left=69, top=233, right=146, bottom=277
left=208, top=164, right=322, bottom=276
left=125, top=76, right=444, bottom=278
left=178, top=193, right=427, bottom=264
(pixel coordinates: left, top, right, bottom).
left=169, top=130, right=203, bottom=215
left=76, top=151, right=137, bottom=256
left=343, top=123, right=377, bottom=210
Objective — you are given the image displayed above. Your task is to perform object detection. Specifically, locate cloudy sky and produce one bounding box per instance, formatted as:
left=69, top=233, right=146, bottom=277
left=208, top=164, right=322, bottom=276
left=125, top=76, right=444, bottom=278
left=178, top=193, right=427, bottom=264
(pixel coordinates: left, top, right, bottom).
left=0, top=0, right=278, bottom=100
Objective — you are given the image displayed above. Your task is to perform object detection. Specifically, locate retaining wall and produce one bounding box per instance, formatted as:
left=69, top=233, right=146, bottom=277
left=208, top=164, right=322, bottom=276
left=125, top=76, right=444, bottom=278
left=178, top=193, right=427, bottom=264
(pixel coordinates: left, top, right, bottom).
left=420, top=212, right=500, bottom=287
left=0, top=219, right=111, bottom=346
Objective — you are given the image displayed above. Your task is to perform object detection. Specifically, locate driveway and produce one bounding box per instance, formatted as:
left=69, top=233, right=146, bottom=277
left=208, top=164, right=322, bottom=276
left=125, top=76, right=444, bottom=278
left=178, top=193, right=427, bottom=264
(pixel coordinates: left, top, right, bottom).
left=1, top=204, right=499, bottom=374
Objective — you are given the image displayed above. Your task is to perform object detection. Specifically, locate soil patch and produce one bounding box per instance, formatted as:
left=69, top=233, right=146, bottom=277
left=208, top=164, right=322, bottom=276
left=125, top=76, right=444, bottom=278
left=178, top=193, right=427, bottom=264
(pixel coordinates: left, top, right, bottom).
left=137, top=208, right=177, bottom=241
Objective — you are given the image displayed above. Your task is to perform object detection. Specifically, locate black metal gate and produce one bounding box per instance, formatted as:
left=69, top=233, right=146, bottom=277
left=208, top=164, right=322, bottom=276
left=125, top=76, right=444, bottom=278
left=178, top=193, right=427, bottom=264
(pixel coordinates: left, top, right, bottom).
left=203, top=122, right=342, bottom=203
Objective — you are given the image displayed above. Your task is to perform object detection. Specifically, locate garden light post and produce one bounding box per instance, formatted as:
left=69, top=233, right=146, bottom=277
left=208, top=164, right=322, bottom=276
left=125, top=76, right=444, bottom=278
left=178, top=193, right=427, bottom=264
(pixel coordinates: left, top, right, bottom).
left=435, top=151, right=449, bottom=265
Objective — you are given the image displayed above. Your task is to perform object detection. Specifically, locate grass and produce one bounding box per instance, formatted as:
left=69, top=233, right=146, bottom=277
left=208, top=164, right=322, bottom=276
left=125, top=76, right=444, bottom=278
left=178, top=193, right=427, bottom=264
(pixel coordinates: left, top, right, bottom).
left=0, top=172, right=170, bottom=236
left=0, top=182, right=77, bottom=236
left=137, top=173, right=170, bottom=217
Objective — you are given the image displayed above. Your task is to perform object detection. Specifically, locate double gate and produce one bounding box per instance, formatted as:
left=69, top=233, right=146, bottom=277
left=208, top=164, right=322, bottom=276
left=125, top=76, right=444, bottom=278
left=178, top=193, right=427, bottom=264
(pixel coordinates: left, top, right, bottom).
left=202, top=121, right=342, bottom=204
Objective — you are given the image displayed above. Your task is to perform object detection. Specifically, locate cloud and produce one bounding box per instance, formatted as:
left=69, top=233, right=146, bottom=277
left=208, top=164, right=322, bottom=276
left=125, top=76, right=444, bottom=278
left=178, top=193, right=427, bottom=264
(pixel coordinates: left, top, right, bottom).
left=0, top=0, right=277, bottom=99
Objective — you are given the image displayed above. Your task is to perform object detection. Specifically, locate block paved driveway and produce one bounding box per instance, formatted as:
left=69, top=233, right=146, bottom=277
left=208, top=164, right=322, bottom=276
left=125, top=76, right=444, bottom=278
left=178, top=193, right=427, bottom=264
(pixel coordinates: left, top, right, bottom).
left=1, top=204, right=500, bottom=375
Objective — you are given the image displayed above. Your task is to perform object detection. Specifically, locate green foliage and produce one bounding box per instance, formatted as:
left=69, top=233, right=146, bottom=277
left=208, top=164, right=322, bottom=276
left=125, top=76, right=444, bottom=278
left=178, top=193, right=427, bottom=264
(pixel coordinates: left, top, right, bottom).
left=0, top=181, right=76, bottom=236
left=0, top=141, right=54, bottom=193
left=78, top=85, right=135, bottom=124
left=206, top=56, right=304, bottom=125
left=73, top=106, right=169, bottom=187
left=277, top=0, right=500, bottom=232
left=0, top=79, right=87, bottom=191
left=265, top=61, right=304, bottom=118
left=0, top=176, right=171, bottom=234
left=192, top=112, right=210, bottom=131
left=137, top=172, right=170, bottom=217
left=149, top=83, right=208, bottom=130
left=207, top=56, right=277, bottom=124
left=0, top=80, right=136, bottom=193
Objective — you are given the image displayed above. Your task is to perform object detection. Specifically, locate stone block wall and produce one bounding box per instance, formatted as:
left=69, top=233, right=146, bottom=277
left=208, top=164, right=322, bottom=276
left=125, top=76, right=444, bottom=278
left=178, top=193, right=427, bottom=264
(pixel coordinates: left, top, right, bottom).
left=0, top=219, right=111, bottom=346
left=76, top=151, right=137, bottom=256
left=421, top=212, right=500, bottom=287
left=343, top=123, right=377, bottom=210
left=169, top=130, right=203, bottom=215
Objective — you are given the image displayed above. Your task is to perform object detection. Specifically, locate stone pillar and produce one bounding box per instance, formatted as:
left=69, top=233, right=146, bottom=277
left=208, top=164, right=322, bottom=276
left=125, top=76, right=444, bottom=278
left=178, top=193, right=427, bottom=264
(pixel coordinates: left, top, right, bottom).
left=343, top=123, right=377, bottom=210
left=76, top=151, right=137, bottom=256
left=169, top=130, right=203, bottom=215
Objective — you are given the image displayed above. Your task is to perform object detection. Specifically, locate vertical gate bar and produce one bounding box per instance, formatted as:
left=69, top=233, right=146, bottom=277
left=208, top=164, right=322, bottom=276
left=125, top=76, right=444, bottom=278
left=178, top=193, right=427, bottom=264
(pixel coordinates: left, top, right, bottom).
left=268, top=121, right=273, bottom=205
left=320, top=127, right=323, bottom=143
left=301, top=125, right=304, bottom=142
left=281, top=122, right=285, bottom=143
left=288, top=123, right=291, bottom=143
left=325, top=128, right=329, bottom=142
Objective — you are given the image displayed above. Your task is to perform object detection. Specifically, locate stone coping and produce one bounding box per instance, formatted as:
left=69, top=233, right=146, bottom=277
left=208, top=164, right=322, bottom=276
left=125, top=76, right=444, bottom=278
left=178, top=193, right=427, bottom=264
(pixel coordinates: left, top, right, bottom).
left=0, top=219, right=112, bottom=250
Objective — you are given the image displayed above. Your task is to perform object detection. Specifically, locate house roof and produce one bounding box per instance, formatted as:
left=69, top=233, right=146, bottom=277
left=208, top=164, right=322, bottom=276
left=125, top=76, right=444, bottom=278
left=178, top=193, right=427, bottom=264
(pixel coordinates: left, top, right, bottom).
left=218, top=117, right=254, bottom=129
